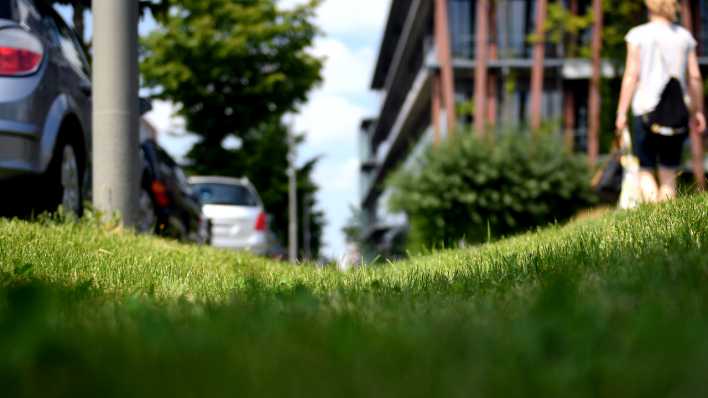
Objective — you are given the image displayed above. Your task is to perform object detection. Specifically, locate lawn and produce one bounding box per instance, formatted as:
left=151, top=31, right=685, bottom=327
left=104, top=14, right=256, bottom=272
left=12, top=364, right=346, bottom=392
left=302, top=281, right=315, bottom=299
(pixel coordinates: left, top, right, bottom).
left=1, top=194, right=707, bottom=397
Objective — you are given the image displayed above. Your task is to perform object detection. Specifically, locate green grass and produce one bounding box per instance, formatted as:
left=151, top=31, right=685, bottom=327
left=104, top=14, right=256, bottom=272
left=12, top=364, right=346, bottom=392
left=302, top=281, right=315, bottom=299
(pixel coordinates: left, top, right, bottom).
left=1, top=194, right=708, bottom=397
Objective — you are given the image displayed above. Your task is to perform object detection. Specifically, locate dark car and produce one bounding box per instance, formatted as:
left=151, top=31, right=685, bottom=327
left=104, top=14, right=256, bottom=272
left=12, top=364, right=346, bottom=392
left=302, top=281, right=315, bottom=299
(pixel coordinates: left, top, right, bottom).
left=137, top=128, right=209, bottom=244
left=0, top=0, right=91, bottom=216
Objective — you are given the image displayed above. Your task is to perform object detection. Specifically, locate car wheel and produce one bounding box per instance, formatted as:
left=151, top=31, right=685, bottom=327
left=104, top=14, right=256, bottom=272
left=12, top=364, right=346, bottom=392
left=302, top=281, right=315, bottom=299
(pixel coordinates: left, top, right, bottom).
left=59, top=144, right=81, bottom=215
left=136, top=187, right=158, bottom=234
left=45, top=138, right=83, bottom=216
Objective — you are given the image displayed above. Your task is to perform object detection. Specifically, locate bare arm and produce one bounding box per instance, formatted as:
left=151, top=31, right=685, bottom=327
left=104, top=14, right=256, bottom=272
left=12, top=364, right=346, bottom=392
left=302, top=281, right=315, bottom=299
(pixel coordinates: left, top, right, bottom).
left=687, top=50, right=706, bottom=133
left=615, top=43, right=641, bottom=132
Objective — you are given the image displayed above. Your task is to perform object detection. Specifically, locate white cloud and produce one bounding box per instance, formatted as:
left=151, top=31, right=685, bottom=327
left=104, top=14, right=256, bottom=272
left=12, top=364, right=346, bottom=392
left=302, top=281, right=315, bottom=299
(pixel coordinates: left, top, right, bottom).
left=316, top=0, right=390, bottom=43
left=294, top=92, right=368, bottom=148
left=280, top=0, right=389, bottom=43
left=312, top=38, right=377, bottom=96
left=314, top=157, right=360, bottom=193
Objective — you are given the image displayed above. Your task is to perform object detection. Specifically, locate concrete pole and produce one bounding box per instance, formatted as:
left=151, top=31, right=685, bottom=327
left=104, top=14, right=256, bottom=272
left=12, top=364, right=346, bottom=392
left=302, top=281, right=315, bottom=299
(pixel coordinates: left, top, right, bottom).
left=681, top=0, right=706, bottom=191
left=302, top=192, right=311, bottom=261
left=474, top=0, right=489, bottom=137
left=434, top=0, right=456, bottom=136
left=288, top=132, right=298, bottom=263
left=588, top=0, right=603, bottom=166
left=530, top=0, right=548, bottom=132
left=92, top=0, right=140, bottom=226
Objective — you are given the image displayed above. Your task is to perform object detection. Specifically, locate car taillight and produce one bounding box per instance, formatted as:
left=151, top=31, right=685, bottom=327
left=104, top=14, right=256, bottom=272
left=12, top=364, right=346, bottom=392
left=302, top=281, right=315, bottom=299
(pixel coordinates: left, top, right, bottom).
left=254, top=211, right=267, bottom=232
left=0, top=29, right=44, bottom=76
left=151, top=180, right=171, bottom=208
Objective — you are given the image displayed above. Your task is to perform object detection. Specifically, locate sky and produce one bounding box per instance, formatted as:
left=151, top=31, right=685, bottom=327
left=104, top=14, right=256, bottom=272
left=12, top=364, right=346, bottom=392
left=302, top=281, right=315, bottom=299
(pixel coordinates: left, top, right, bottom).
left=58, top=0, right=391, bottom=259
left=279, top=0, right=390, bottom=258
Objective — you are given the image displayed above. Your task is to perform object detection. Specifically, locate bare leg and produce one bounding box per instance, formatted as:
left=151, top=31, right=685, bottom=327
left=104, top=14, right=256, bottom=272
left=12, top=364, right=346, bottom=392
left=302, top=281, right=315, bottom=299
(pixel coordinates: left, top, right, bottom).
left=639, top=169, right=659, bottom=203
left=657, top=167, right=678, bottom=201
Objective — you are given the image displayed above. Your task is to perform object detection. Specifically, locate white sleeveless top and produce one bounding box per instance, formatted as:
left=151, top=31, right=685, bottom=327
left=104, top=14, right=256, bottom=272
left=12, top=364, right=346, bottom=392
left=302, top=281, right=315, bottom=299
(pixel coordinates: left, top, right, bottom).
left=625, top=21, right=697, bottom=116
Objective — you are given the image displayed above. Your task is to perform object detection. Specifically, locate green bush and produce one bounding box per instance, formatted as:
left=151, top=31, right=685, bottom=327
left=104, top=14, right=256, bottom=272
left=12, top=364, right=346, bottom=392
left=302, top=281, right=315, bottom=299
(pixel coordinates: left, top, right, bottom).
left=389, top=129, right=595, bottom=250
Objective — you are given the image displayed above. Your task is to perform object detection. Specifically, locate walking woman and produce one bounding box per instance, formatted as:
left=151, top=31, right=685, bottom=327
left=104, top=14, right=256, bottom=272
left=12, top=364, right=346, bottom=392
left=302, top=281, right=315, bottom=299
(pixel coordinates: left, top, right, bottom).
left=616, top=0, right=705, bottom=202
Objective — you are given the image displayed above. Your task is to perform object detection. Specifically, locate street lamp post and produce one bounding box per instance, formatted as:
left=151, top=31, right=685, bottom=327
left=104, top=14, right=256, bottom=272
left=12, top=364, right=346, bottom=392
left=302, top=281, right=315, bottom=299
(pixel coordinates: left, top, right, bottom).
left=92, top=0, right=140, bottom=226
left=288, top=131, right=298, bottom=263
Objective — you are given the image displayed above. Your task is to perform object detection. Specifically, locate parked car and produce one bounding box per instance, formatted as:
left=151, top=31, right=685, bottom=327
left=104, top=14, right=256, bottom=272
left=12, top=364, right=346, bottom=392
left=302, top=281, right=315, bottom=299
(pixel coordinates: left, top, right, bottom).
left=189, top=176, right=269, bottom=254
left=0, top=0, right=91, bottom=216
left=138, top=121, right=210, bottom=244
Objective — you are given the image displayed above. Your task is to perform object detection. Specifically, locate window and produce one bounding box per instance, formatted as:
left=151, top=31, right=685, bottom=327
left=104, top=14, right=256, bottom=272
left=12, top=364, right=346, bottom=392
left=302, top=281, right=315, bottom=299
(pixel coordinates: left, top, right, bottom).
left=192, top=184, right=258, bottom=207
left=496, top=0, right=535, bottom=58
left=0, top=1, right=13, bottom=19
left=47, top=9, right=90, bottom=78
left=448, top=0, right=475, bottom=58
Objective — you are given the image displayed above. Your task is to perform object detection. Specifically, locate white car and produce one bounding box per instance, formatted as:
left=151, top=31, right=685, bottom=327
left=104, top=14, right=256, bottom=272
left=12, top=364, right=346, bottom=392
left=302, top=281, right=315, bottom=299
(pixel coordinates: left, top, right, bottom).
left=189, top=176, right=269, bottom=254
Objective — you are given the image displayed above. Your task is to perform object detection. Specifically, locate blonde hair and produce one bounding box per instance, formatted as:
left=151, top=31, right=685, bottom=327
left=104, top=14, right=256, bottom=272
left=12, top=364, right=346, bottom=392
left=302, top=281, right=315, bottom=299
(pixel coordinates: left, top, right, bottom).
left=645, top=0, right=678, bottom=21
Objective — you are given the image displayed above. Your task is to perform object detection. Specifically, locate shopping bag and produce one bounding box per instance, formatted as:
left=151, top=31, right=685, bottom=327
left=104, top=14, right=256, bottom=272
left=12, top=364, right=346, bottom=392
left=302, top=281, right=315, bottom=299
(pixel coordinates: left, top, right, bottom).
left=618, top=128, right=643, bottom=209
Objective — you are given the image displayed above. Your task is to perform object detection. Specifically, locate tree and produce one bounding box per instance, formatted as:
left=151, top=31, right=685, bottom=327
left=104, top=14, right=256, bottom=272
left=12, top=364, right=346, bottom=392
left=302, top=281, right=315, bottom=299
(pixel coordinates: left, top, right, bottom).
left=139, top=0, right=324, bottom=256
left=140, top=0, right=322, bottom=147
left=389, top=128, right=595, bottom=251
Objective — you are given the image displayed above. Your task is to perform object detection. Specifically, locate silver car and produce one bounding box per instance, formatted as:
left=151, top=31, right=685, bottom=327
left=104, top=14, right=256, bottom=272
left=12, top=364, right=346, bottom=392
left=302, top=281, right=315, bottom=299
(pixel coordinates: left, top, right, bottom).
left=0, top=0, right=91, bottom=215
left=189, top=176, right=269, bottom=254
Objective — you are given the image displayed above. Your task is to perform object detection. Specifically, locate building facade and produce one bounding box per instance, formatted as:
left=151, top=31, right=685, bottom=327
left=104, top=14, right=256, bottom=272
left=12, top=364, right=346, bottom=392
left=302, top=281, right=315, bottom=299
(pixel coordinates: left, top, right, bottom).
left=359, top=0, right=708, bottom=253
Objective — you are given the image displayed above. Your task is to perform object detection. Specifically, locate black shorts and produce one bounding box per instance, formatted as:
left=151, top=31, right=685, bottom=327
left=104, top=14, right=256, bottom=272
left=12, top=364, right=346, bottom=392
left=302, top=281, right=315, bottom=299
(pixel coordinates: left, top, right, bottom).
left=632, top=117, right=687, bottom=169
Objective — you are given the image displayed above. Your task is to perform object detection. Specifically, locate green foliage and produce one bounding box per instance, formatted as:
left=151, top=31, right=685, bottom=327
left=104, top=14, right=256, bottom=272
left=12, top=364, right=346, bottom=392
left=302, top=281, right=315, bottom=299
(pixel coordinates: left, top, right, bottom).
left=389, top=129, right=595, bottom=250
left=456, top=98, right=475, bottom=120
left=529, top=1, right=644, bottom=62
left=1, top=195, right=708, bottom=396
left=534, top=2, right=594, bottom=58
left=188, top=120, right=324, bottom=257
left=601, top=0, right=645, bottom=65
left=140, top=0, right=323, bottom=146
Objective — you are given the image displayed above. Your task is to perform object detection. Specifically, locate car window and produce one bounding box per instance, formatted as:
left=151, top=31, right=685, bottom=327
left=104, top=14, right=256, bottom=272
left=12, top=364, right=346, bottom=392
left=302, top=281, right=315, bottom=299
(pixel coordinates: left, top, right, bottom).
left=0, top=1, right=13, bottom=19
left=48, top=9, right=90, bottom=77
left=17, top=0, right=41, bottom=19
left=192, top=183, right=258, bottom=207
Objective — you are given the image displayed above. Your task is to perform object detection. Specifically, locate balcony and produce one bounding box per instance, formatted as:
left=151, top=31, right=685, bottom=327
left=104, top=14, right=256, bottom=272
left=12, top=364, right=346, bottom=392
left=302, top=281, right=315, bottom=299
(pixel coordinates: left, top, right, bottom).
left=370, top=0, right=430, bottom=151
left=363, top=67, right=433, bottom=207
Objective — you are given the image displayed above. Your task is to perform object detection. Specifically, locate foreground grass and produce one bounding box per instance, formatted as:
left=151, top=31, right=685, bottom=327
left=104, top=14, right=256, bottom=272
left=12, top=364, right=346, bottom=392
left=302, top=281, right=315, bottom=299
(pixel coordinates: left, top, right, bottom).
left=1, top=195, right=707, bottom=397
